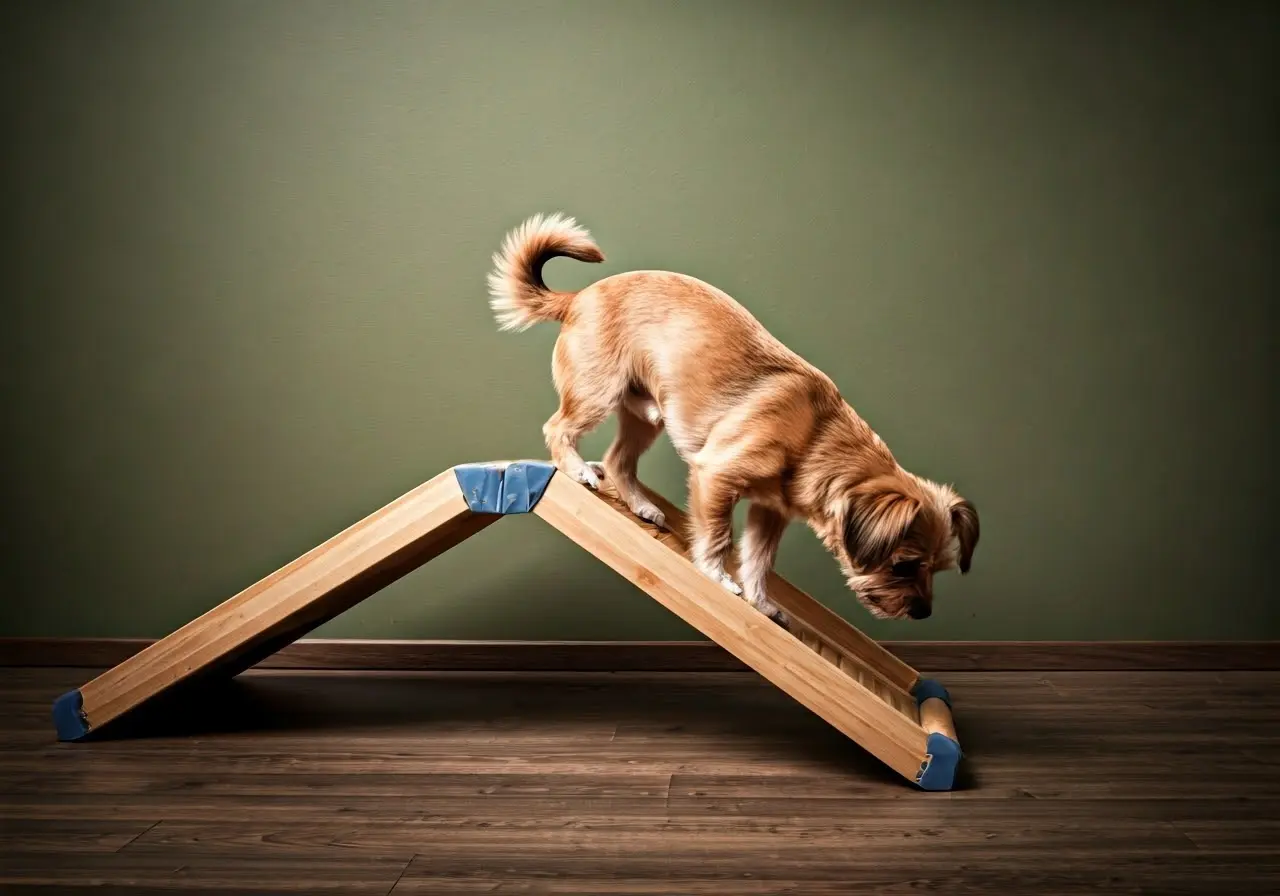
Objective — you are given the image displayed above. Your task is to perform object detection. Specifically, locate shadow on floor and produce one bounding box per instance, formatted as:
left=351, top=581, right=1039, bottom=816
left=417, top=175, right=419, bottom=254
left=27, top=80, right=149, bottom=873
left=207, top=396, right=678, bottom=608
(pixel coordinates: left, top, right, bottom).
left=83, top=670, right=931, bottom=790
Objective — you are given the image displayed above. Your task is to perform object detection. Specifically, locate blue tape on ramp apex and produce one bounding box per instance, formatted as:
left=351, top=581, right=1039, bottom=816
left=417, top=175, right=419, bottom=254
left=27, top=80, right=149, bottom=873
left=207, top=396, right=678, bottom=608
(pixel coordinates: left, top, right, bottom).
left=499, top=462, right=556, bottom=513
left=453, top=461, right=556, bottom=514
left=913, top=677, right=952, bottom=709
left=52, top=689, right=90, bottom=742
left=916, top=731, right=962, bottom=791
left=454, top=463, right=504, bottom=513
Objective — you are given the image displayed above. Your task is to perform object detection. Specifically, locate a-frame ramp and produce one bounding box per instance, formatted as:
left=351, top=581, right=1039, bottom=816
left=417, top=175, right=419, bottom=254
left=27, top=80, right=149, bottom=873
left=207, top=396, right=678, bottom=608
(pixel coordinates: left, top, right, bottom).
left=52, top=461, right=963, bottom=791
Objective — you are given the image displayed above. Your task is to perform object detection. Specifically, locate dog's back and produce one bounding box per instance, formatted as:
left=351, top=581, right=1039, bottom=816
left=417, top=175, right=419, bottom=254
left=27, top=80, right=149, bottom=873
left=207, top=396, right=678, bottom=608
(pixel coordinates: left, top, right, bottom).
left=487, top=214, right=836, bottom=458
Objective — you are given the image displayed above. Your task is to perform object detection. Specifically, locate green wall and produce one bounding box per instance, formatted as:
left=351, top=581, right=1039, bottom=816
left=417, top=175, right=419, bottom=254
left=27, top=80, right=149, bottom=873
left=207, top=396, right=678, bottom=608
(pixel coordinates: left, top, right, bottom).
left=3, top=1, right=1276, bottom=642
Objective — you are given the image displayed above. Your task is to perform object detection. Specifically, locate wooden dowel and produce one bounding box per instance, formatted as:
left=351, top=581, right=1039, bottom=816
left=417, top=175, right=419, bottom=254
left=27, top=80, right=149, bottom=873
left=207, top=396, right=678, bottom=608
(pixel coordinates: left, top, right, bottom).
left=918, top=695, right=958, bottom=744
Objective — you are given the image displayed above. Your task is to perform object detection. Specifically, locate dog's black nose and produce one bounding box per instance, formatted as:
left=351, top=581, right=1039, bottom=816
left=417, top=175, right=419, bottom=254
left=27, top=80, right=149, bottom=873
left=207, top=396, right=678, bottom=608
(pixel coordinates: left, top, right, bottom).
left=907, top=599, right=932, bottom=620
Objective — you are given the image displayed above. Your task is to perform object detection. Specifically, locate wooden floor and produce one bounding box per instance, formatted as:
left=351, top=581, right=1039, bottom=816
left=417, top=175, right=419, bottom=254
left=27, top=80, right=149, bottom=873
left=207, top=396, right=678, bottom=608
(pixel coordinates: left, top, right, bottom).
left=2, top=666, right=1278, bottom=894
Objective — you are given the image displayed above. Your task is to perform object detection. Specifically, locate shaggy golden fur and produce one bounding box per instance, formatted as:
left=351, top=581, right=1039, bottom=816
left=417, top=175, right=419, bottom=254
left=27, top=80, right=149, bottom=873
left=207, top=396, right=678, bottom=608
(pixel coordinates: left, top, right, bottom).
left=489, top=213, right=979, bottom=623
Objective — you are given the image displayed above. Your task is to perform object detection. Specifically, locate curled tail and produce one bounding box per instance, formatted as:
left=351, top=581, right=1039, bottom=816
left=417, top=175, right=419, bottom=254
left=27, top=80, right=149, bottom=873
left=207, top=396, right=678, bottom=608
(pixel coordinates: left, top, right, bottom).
left=487, top=212, right=605, bottom=332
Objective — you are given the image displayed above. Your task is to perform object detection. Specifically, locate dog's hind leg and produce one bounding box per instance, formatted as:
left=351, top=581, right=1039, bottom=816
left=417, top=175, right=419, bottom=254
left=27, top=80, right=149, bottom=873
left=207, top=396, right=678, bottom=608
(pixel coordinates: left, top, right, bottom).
left=600, top=405, right=666, bottom=528
left=543, top=337, right=613, bottom=490
left=543, top=395, right=610, bottom=490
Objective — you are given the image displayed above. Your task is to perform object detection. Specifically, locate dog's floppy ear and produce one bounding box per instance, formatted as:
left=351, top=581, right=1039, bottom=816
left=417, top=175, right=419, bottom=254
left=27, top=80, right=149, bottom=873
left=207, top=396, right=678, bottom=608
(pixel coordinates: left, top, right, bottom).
left=949, top=497, right=980, bottom=574
left=843, top=481, right=922, bottom=571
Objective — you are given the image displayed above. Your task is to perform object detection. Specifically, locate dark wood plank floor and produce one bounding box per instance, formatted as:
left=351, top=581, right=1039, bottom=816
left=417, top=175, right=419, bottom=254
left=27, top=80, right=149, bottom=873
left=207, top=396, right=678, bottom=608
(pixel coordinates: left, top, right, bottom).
left=2, top=666, right=1278, bottom=894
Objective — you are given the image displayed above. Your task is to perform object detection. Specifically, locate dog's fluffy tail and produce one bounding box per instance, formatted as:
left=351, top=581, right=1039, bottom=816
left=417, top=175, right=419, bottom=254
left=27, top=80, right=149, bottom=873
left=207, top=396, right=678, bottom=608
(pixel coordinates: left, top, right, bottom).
left=487, top=213, right=604, bottom=332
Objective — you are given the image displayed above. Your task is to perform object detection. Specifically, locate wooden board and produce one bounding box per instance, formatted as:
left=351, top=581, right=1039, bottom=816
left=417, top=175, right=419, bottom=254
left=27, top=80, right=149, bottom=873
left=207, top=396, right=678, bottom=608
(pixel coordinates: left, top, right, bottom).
left=69, top=470, right=495, bottom=737
left=534, top=474, right=931, bottom=782
left=631, top=481, right=921, bottom=694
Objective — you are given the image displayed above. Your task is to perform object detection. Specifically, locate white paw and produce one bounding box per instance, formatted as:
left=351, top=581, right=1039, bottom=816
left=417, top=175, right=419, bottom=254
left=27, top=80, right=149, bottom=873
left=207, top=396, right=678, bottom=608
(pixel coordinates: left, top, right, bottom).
left=586, top=461, right=606, bottom=480
left=632, top=502, right=667, bottom=529
left=745, top=584, right=788, bottom=625
left=694, top=557, right=741, bottom=594
left=573, top=464, right=601, bottom=490
left=756, top=597, right=781, bottom=617
left=756, top=600, right=790, bottom=627
left=717, top=572, right=743, bottom=595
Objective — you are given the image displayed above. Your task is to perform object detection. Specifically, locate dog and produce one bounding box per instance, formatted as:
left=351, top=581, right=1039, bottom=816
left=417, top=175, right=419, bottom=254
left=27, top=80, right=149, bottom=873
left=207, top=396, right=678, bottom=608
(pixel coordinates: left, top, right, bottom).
left=488, top=213, right=979, bottom=623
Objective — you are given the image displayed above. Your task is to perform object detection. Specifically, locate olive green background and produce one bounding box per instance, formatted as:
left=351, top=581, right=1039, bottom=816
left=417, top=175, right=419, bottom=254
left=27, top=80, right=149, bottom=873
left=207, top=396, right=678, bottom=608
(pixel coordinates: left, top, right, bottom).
left=3, top=1, right=1276, bottom=642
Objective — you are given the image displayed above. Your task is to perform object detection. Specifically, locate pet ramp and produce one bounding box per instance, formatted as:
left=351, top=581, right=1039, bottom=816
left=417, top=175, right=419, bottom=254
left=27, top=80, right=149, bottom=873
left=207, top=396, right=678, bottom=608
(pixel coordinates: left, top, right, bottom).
left=51, top=461, right=963, bottom=791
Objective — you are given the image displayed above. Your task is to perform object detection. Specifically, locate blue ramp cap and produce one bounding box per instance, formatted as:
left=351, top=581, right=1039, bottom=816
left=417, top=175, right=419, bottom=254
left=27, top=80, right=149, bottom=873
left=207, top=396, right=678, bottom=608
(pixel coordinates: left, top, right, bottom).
left=453, top=461, right=556, bottom=514
left=53, top=689, right=90, bottom=742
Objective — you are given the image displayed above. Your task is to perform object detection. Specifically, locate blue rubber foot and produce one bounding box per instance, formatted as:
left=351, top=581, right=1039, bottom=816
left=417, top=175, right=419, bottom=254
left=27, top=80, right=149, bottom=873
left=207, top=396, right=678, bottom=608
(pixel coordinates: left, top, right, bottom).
left=52, top=689, right=90, bottom=742
left=916, top=731, right=962, bottom=790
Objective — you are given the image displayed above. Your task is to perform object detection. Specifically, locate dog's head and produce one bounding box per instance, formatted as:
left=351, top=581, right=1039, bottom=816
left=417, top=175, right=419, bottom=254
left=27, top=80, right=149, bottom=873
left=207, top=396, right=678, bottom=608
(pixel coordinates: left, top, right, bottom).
left=823, top=471, right=979, bottom=620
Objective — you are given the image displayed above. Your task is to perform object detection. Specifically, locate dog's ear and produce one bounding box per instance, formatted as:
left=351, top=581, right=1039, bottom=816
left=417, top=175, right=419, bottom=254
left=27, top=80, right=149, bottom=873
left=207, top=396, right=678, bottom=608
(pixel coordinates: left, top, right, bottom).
left=843, top=481, right=922, bottom=571
left=949, top=497, right=980, bottom=574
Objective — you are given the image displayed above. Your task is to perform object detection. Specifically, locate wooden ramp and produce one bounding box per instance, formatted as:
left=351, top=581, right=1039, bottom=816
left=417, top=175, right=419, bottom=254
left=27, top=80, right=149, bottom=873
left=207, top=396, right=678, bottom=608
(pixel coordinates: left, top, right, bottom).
left=52, top=461, right=963, bottom=791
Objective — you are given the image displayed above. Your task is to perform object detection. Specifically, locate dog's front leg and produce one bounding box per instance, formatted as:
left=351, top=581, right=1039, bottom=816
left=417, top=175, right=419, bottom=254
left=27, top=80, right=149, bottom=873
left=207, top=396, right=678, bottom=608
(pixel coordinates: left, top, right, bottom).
left=739, top=503, right=789, bottom=624
left=687, top=468, right=744, bottom=595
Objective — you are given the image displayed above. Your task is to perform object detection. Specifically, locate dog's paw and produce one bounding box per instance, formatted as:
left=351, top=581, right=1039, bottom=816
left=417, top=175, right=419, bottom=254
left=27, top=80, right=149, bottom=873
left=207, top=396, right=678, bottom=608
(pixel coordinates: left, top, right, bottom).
left=744, top=580, right=784, bottom=622
left=752, top=596, right=781, bottom=618
left=572, top=464, right=602, bottom=490
left=586, top=461, right=606, bottom=481
left=631, top=501, right=667, bottom=530
left=717, top=572, right=743, bottom=595
left=745, top=588, right=790, bottom=627
left=694, top=558, right=741, bottom=595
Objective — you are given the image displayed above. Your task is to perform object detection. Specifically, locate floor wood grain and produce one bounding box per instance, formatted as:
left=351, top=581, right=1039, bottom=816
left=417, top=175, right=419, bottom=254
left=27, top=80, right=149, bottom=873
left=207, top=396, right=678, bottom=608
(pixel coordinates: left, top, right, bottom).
left=2, top=666, right=1277, bottom=894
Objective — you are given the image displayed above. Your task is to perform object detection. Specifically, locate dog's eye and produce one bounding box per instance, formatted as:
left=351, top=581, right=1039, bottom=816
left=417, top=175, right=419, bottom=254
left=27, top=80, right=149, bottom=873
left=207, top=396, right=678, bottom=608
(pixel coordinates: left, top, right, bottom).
left=891, top=559, right=921, bottom=578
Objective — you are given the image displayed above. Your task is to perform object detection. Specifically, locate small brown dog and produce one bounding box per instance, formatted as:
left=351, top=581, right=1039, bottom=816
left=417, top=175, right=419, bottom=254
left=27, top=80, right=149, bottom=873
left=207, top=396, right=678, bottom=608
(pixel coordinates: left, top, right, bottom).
left=489, top=213, right=979, bottom=623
